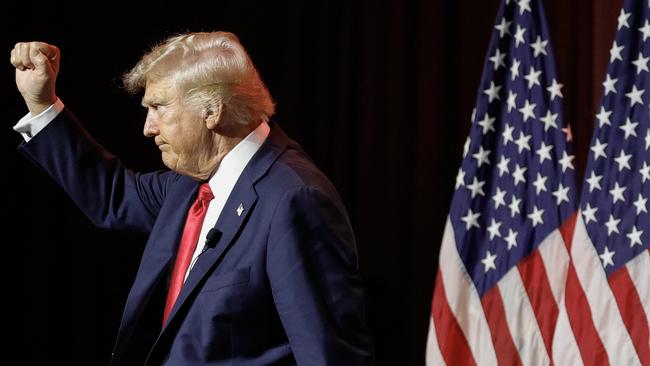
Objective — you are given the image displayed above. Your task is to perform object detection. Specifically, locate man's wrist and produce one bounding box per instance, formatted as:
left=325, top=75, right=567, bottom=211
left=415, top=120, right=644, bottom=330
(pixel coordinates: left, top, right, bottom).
left=25, top=96, right=57, bottom=116
left=14, top=98, right=65, bottom=142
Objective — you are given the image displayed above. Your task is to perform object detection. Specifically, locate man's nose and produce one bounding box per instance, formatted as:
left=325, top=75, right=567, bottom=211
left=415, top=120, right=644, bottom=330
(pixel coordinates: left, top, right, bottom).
left=143, top=114, right=159, bottom=137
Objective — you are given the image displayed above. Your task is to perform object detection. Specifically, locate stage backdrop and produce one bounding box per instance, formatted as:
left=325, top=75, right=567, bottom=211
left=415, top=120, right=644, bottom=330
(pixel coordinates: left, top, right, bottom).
left=2, top=0, right=621, bottom=364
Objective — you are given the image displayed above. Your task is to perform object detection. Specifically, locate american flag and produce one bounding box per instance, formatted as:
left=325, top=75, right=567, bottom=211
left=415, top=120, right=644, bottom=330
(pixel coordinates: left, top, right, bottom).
left=426, top=0, right=582, bottom=364
left=568, top=0, right=650, bottom=364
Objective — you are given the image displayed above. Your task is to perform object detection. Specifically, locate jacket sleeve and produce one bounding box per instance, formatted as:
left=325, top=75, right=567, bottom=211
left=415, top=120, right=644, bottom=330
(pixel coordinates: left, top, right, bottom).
left=18, top=108, right=170, bottom=233
left=266, top=186, right=374, bottom=365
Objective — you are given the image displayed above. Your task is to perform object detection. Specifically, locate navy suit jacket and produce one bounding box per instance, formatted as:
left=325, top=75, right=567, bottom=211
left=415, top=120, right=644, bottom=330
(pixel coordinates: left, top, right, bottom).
left=19, top=109, right=373, bottom=365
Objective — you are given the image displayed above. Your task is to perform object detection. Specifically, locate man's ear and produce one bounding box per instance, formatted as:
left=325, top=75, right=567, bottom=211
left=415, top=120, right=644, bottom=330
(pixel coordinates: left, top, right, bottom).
left=204, top=101, right=224, bottom=131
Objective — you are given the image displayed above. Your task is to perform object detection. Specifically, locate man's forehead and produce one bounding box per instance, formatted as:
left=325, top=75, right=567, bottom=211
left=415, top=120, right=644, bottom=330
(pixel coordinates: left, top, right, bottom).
left=142, top=78, right=176, bottom=104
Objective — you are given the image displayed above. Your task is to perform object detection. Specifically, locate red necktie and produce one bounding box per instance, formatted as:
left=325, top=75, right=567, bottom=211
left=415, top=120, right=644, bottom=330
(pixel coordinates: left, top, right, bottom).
left=163, top=182, right=214, bottom=325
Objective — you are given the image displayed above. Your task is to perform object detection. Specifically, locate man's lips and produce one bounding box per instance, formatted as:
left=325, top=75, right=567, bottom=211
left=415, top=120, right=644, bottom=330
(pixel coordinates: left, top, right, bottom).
left=155, top=138, right=167, bottom=149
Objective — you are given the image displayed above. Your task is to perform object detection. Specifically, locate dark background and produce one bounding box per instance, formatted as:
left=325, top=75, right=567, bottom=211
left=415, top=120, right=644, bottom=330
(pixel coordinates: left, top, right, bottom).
left=3, top=0, right=622, bottom=364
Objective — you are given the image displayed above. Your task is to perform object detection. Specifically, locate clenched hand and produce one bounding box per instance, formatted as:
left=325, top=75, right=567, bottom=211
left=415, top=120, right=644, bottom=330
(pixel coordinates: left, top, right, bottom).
left=10, top=42, right=60, bottom=116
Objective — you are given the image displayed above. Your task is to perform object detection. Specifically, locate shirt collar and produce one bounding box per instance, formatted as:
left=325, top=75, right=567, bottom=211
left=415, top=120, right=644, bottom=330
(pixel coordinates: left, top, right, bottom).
left=207, top=121, right=270, bottom=191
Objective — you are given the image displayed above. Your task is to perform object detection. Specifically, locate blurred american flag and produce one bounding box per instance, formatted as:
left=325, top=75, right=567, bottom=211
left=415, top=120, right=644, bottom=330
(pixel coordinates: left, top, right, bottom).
left=426, top=0, right=648, bottom=364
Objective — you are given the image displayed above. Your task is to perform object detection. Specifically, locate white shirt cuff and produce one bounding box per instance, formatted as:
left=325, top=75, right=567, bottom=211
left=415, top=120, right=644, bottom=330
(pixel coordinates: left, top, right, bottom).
left=13, top=98, right=65, bottom=142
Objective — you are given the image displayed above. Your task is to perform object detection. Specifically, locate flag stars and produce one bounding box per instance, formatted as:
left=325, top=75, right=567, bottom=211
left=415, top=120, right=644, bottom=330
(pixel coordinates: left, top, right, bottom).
left=472, top=146, right=491, bottom=167
left=497, top=156, right=510, bottom=176
left=487, top=219, right=502, bottom=240
left=582, top=203, right=598, bottom=224
left=619, top=118, right=638, bottom=139
left=495, top=17, right=512, bottom=38
left=632, top=53, right=650, bottom=74
left=559, top=151, right=575, bottom=172
left=639, top=19, right=650, bottom=41
left=509, top=195, right=522, bottom=217
left=547, top=79, right=563, bottom=100
left=602, top=74, right=618, bottom=96
left=477, top=113, right=496, bottom=134
left=467, top=177, right=486, bottom=198
left=528, top=205, right=544, bottom=227
left=614, top=150, right=632, bottom=171
left=536, top=141, right=553, bottom=163
left=519, top=100, right=537, bottom=122
left=484, top=81, right=502, bottom=103
left=446, top=3, right=650, bottom=277
left=596, top=107, right=612, bottom=127
left=455, top=169, right=465, bottom=189
left=540, top=110, right=558, bottom=131
left=502, top=124, right=515, bottom=145
left=512, top=164, right=527, bottom=185
left=533, top=173, right=548, bottom=195
left=490, top=48, right=507, bottom=70
left=515, top=132, right=532, bottom=153
left=461, top=209, right=481, bottom=230
left=625, top=85, right=645, bottom=107
left=492, top=187, right=507, bottom=208
left=505, top=229, right=518, bottom=250
left=530, top=36, right=548, bottom=57
left=510, top=58, right=521, bottom=79
left=463, top=137, right=471, bottom=157
left=599, top=246, right=616, bottom=268
left=507, top=91, right=518, bottom=112
left=518, top=0, right=532, bottom=14
left=552, top=183, right=571, bottom=205
left=586, top=171, right=603, bottom=192
left=481, top=250, right=498, bottom=273
left=617, top=9, right=631, bottom=30
left=640, top=162, right=650, bottom=183
left=633, top=193, right=648, bottom=215
left=514, top=25, right=527, bottom=47
left=590, top=138, right=608, bottom=160
left=627, top=226, right=643, bottom=248
left=605, top=214, right=621, bottom=235
left=524, top=66, right=542, bottom=88
left=610, top=41, right=624, bottom=63
left=609, top=182, right=627, bottom=203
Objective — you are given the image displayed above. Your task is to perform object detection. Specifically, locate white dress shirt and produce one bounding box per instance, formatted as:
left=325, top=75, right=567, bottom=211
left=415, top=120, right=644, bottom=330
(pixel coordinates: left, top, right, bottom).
left=186, top=121, right=269, bottom=278
left=14, top=100, right=270, bottom=281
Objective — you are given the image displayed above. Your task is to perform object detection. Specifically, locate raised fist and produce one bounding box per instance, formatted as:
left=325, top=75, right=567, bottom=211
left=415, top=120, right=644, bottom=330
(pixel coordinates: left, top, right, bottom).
left=10, top=42, right=60, bottom=115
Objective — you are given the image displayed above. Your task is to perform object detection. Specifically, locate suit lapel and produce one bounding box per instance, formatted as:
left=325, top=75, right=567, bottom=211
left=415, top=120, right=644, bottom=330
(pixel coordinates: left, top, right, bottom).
left=162, top=173, right=259, bottom=327
left=112, top=177, right=199, bottom=362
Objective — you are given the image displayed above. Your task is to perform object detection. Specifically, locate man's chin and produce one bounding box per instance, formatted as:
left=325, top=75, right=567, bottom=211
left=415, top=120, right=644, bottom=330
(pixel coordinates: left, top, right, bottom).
left=161, top=154, right=177, bottom=172
left=161, top=156, right=205, bottom=181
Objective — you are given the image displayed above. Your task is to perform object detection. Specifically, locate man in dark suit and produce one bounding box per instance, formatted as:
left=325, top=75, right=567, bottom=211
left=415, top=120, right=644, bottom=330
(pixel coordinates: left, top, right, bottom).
left=10, top=32, right=373, bottom=365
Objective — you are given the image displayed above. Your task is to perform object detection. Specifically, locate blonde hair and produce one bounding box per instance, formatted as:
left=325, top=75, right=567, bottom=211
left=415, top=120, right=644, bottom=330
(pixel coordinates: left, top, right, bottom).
left=123, top=31, right=275, bottom=125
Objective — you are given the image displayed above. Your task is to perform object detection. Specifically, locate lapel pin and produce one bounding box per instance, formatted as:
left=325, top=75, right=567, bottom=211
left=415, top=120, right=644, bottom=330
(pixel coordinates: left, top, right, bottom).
left=237, top=203, right=244, bottom=217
